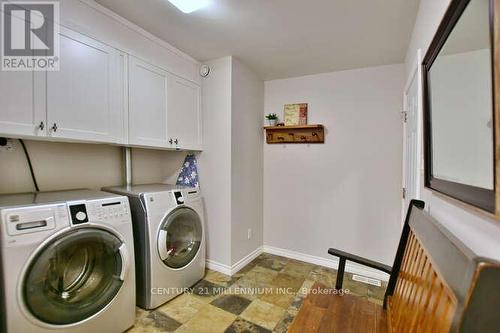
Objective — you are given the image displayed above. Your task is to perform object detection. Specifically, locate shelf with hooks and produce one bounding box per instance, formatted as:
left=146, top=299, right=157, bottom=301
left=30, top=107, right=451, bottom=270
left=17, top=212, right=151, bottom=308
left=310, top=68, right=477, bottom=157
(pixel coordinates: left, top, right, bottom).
left=264, top=124, right=325, bottom=144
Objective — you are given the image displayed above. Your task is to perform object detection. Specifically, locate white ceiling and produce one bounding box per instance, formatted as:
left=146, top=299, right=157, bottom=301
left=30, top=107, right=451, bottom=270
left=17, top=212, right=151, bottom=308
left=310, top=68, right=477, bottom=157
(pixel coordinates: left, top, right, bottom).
left=95, top=0, right=420, bottom=80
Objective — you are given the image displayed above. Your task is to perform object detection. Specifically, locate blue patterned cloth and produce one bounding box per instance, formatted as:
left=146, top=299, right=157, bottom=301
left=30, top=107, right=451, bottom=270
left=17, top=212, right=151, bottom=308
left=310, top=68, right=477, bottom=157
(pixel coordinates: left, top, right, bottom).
left=176, top=154, right=199, bottom=188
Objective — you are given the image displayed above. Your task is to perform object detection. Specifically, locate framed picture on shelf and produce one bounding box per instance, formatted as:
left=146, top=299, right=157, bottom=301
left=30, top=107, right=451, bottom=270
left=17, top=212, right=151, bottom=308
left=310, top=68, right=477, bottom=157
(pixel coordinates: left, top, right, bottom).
left=284, top=103, right=308, bottom=126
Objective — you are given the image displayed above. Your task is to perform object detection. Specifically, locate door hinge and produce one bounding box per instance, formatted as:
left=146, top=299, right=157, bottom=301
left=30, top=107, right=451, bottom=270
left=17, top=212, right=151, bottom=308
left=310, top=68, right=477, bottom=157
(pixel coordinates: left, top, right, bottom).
left=402, top=187, right=407, bottom=199
left=401, top=111, right=408, bottom=123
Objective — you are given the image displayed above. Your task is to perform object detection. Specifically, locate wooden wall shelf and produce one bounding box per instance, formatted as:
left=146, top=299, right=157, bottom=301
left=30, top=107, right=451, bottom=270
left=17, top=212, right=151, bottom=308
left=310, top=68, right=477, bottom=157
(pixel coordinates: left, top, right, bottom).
left=264, top=124, right=324, bottom=144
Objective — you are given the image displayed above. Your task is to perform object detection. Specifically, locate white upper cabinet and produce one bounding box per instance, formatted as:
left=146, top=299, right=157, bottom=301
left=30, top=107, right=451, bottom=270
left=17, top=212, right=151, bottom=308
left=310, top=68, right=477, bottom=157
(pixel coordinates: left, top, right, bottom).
left=46, top=28, right=124, bottom=143
left=0, top=71, right=46, bottom=138
left=128, top=56, right=168, bottom=148
left=0, top=12, right=45, bottom=138
left=167, top=74, right=202, bottom=150
left=0, top=3, right=202, bottom=150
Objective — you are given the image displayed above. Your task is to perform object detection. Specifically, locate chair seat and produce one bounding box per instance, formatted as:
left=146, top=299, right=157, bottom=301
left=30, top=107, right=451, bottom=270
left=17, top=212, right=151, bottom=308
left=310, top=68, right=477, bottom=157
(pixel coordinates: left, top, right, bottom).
left=288, top=283, right=388, bottom=333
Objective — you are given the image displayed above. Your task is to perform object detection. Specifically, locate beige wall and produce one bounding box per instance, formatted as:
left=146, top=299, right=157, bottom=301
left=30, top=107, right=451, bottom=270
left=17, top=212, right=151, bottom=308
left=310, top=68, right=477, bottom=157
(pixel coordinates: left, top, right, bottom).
left=231, top=57, right=264, bottom=265
left=0, top=139, right=186, bottom=194
left=264, top=64, right=405, bottom=266
left=198, top=56, right=233, bottom=267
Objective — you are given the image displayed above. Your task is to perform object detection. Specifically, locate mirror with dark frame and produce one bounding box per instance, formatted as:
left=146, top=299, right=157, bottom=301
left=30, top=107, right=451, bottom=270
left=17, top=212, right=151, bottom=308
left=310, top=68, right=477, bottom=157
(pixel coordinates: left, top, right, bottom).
left=423, top=0, right=496, bottom=213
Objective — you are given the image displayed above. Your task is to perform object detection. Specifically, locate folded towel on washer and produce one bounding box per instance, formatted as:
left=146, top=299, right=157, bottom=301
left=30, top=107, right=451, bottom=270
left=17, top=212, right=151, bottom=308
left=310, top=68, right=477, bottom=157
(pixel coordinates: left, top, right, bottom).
left=176, top=154, right=199, bottom=188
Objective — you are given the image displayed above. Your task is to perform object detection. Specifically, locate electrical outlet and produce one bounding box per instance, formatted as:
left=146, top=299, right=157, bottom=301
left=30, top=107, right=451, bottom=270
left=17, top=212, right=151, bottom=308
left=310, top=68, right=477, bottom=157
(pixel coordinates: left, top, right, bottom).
left=0, top=138, right=15, bottom=152
left=247, top=228, right=252, bottom=240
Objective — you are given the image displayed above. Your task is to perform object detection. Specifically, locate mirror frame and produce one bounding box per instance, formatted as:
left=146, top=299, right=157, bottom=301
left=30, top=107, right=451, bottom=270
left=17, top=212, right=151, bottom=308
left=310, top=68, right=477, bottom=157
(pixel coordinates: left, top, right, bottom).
left=422, top=0, right=498, bottom=214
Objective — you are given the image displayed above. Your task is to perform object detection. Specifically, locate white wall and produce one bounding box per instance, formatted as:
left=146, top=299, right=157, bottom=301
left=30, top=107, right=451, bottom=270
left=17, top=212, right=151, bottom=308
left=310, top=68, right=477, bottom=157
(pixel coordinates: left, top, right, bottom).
left=405, top=0, right=500, bottom=260
left=263, top=64, right=405, bottom=266
left=231, top=58, right=264, bottom=265
left=198, top=56, right=264, bottom=269
left=198, top=57, right=233, bottom=267
left=0, top=140, right=185, bottom=194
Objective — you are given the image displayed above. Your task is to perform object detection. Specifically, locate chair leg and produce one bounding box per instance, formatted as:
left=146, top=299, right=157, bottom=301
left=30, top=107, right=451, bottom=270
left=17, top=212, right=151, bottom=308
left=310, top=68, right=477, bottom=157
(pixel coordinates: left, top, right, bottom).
left=336, top=257, right=346, bottom=290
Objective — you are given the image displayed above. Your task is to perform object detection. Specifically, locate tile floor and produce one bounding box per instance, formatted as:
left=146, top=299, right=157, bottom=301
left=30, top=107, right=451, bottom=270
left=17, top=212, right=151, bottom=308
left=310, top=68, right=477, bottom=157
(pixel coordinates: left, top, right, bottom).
left=128, top=253, right=387, bottom=333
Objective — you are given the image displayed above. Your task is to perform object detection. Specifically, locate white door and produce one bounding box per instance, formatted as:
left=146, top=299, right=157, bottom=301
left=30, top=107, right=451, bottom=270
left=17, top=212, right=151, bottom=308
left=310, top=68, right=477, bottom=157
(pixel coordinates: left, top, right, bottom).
left=0, top=12, right=46, bottom=138
left=402, top=50, right=423, bottom=217
left=128, top=56, right=168, bottom=148
left=167, top=74, right=201, bottom=150
left=46, top=27, right=123, bottom=143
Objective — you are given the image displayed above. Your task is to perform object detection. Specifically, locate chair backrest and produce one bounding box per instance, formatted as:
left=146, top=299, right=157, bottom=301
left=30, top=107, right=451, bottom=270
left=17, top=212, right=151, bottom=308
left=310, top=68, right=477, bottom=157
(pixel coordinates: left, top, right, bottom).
left=384, top=200, right=500, bottom=332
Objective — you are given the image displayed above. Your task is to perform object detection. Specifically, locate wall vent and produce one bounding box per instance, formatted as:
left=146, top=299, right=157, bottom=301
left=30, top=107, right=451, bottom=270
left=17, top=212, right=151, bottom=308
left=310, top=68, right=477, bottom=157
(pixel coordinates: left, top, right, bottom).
left=352, top=274, right=382, bottom=287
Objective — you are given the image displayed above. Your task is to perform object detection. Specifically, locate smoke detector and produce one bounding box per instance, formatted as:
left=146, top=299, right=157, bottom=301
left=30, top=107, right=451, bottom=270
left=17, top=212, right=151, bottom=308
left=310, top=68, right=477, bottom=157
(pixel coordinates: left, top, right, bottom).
left=199, top=64, right=210, bottom=77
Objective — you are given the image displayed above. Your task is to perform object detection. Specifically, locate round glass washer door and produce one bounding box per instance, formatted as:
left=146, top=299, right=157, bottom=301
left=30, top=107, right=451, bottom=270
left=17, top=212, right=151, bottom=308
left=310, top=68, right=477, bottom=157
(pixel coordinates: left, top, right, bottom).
left=157, top=207, right=203, bottom=269
left=22, top=228, right=126, bottom=325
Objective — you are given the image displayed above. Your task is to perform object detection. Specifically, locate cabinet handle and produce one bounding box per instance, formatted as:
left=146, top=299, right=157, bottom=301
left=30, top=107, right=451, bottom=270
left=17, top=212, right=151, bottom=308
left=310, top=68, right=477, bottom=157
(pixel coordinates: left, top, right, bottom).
left=51, top=123, right=58, bottom=133
left=174, top=138, right=179, bottom=145
left=169, top=138, right=173, bottom=144
left=38, top=121, right=45, bottom=131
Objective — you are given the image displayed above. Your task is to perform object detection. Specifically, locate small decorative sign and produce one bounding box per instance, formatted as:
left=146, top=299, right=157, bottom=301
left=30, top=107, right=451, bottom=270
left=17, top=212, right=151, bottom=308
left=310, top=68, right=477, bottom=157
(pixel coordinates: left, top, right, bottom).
left=284, top=103, right=308, bottom=126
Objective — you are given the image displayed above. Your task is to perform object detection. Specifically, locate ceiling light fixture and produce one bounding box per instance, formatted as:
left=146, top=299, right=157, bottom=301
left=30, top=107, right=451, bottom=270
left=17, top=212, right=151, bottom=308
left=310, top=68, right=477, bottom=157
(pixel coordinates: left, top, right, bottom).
left=168, top=0, right=211, bottom=13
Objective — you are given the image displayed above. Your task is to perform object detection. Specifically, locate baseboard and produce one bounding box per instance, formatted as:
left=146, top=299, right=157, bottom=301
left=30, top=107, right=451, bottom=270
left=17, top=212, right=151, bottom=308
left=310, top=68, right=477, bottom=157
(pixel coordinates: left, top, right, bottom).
left=230, top=246, right=263, bottom=275
left=206, top=246, right=263, bottom=276
left=205, top=260, right=232, bottom=276
left=207, top=245, right=390, bottom=282
left=262, top=245, right=390, bottom=282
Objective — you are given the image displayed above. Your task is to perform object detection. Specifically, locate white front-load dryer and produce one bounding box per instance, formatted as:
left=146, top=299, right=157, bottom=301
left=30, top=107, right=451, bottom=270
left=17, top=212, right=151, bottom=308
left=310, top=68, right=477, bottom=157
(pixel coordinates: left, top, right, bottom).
left=103, top=184, right=206, bottom=309
left=0, top=190, right=136, bottom=333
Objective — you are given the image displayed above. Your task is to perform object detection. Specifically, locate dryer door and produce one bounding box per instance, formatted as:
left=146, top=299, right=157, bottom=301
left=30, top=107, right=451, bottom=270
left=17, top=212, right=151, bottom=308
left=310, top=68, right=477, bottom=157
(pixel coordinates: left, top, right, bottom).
left=22, top=227, right=128, bottom=325
left=157, top=207, right=202, bottom=269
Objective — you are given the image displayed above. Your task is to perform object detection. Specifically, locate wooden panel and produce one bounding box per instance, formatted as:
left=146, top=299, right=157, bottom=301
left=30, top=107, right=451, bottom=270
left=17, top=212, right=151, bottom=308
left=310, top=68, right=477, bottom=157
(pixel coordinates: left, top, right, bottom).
left=264, top=125, right=324, bottom=144
left=288, top=283, right=387, bottom=333
left=387, top=231, right=457, bottom=333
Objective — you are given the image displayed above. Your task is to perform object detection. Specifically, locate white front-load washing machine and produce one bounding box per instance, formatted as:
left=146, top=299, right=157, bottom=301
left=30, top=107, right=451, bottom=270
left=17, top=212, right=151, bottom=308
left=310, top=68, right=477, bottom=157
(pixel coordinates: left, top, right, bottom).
left=103, top=184, right=205, bottom=309
left=0, top=190, right=136, bottom=333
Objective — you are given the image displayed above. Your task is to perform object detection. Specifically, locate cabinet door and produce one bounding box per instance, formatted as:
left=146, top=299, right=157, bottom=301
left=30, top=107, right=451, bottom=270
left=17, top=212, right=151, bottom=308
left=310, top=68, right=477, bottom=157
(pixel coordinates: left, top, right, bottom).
left=128, top=56, right=168, bottom=148
left=167, top=74, right=201, bottom=150
left=0, top=12, right=45, bottom=138
left=46, top=27, right=123, bottom=143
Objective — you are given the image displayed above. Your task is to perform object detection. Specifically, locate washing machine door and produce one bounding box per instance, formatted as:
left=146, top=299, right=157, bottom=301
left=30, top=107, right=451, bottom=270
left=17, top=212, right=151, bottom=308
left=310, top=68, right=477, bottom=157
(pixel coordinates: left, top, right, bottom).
left=22, top=227, right=130, bottom=325
left=157, top=207, right=202, bottom=269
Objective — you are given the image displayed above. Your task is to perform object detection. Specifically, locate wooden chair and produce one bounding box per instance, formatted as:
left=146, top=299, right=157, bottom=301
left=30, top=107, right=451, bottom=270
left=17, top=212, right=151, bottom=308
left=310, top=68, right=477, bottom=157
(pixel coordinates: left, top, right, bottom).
left=289, top=200, right=500, bottom=332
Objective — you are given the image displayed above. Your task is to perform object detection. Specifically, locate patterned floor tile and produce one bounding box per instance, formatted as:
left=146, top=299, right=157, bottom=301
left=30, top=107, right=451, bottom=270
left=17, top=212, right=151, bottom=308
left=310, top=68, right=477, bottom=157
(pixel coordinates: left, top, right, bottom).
left=344, top=274, right=370, bottom=297
left=205, top=270, right=240, bottom=287
left=273, top=311, right=296, bottom=333
left=131, top=309, right=182, bottom=332
left=211, top=294, right=252, bottom=315
left=236, top=266, right=279, bottom=289
left=253, top=255, right=288, bottom=272
left=307, top=265, right=338, bottom=288
left=287, top=280, right=315, bottom=315
left=257, top=288, right=295, bottom=309
left=224, top=317, right=272, bottom=333
left=281, top=260, right=315, bottom=278
left=128, top=254, right=388, bottom=333
left=191, top=279, right=226, bottom=303
left=176, top=304, right=237, bottom=333
left=240, top=299, right=286, bottom=331
left=157, top=293, right=205, bottom=323
left=270, top=273, right=305, bottom=293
